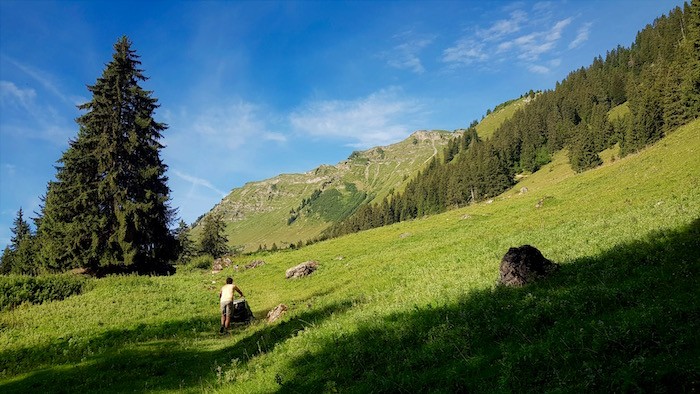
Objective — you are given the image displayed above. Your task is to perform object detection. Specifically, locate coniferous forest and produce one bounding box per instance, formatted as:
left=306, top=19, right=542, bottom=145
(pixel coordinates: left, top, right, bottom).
left=325, top=3, right=699, bottom=238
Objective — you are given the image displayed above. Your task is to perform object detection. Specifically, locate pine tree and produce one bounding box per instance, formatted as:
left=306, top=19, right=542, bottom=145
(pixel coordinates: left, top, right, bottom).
left=569, top=126, right=603, bottom=173
left=680, top=0, right=700, bottom=122
left=38, top=36, right=176, bottom=274
left=0, top=247, right=12, bottom=274
left=199, top=213, right=229, bottom=258
left=174, top=220, right=196, bottom=264
left=10, top=208, right=31, bottom=247
left=0, top=208, right=37, bottom=275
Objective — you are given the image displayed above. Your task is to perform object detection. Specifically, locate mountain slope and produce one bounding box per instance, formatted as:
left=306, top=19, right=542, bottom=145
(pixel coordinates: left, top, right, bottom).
left=193, top=130, right=460, bottom=251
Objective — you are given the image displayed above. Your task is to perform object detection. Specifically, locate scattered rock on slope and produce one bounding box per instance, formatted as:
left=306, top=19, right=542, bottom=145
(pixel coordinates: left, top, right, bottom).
left=267, top=304, right=288, bottom=322
left=285, top=261, right=318, bottom=279
left=498, top=245, right=559, bottom=287
left=246, top=260, right=265, bottom=269
left=212, top=257, right=232, bottom=273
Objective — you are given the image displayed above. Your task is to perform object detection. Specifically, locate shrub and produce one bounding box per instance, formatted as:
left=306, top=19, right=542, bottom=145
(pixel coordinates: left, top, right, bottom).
left=189, top=254, right=214, bottom=269
left=0, top=274, right=92, bottom=311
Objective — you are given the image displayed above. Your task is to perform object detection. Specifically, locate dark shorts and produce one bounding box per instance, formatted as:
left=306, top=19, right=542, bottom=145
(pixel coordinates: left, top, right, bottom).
left=220, top=301, right=233, bottom=316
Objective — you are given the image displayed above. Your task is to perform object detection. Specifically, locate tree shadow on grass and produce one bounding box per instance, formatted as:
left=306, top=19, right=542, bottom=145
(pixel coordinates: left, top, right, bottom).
left=0, top=298, right=355, bottom=393
left=278, top=218, right=700, bottom=393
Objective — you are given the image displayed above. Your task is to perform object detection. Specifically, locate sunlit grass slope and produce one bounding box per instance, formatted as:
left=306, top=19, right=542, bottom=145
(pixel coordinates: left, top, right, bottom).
left=1, top=120, right=698, bottom=392
left=475, top=96, right=530, bottom=140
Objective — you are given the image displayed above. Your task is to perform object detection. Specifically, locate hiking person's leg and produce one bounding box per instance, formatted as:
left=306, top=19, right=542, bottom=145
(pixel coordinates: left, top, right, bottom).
left=220, top=302, right=227, bottom=333
left=224, top=302, right=232, bottom=329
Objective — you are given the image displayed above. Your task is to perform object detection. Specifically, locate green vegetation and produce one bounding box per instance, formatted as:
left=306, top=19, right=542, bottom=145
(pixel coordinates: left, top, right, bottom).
left=1, top=118, right=698, bottom=392
left=476, top=96, right=530, bottom=140
left=306, top=187, right=367, bottom=222
left=0, top=209, right=35, bottom=275
left=1, top=4, right=698, bottom=392
left=0, top=274, right=91, bottom=311
left=199, top=213, right=229, bottom=258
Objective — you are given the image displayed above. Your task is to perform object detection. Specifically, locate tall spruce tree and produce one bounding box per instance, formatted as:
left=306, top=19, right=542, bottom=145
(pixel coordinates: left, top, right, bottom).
left=38, top=36, right=176, bottom=274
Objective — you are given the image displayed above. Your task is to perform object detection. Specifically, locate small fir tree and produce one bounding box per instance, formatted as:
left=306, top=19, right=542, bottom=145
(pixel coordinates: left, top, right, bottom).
left=0, top=208, right=37, bottom=275
left=199, top=213, right=229, bottom=258
left=173, top=220, right=196, bottom=264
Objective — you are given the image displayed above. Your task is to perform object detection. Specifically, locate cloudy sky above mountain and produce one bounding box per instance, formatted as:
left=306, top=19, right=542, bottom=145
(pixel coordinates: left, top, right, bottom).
left=0, top=0, right=683, bottom=247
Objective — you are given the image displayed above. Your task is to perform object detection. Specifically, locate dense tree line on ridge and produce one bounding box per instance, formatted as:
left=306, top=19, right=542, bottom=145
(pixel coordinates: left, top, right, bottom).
left=325, top=3, right=699, bottom=238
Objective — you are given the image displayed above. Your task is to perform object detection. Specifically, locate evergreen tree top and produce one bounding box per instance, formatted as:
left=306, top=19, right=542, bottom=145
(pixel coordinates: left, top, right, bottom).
left=10, top=208, right=31, bottom=248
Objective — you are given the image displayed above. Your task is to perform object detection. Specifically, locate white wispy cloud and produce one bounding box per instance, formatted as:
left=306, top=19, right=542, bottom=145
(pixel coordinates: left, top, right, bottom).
left=477, top=10, right=527, bottom=41
left=442, top=4, right=580, bottom=74
left=569, top=22, right=592, bottom=49
left=5, top=57, right=85, bottom=106
left=384, top=33, right=434, bottom=74
left=290, top=88, right=425, bottom=148
left=191, top=100, right=286, bottom=149
left=498, top=17, right=571, bottom=61
left=442, top=39, right=488, bottom=66
left=2, top=163, right=17, bottom=176
left=172, top=169, right=228, bottom=198
left=0, top=81, right=36, bottom=109
left=0, top=80, right=74, bottom=144
left=528, top=64, right=550, bottom=74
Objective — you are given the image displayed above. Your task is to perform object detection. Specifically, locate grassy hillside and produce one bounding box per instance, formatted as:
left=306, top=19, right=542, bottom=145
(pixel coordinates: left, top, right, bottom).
left=475, top=96, right=531, bottom=140
left=1, top=120, right=698, bottom=392
left=193, top=130, right=456, bottom=252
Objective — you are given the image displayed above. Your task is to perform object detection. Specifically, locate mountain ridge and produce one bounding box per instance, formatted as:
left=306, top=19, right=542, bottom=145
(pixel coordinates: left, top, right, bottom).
left=193, top=128, right=470, bottom=251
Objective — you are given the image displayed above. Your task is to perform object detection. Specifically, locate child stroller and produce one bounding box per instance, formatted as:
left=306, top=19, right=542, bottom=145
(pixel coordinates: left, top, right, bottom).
left=231, top=298, right=255, bottom=325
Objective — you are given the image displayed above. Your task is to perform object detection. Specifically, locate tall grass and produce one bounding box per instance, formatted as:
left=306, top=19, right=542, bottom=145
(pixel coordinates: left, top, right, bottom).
left=1, top=120, right=698, bottom=392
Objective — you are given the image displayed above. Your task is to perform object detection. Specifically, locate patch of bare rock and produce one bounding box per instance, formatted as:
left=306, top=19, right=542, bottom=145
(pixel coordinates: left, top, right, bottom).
left=211, top=257, right=232, bottom=274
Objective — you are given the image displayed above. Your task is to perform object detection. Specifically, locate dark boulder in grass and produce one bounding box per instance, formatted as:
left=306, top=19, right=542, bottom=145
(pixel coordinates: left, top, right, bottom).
left=285, top=260, right=318, bottom=279
left=498, top=245, right=559, bottom=287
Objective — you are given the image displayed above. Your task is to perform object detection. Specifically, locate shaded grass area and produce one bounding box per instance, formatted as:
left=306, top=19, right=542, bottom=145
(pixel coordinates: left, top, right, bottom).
left=0, top=301, right=355, bottom=393
left=278, top=218, right=700, bottom=393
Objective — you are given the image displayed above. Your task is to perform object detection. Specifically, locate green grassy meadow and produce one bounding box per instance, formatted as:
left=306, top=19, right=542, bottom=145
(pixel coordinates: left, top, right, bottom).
left=1, top=120, right=699, bottom=392
left=475, top=97, right=529, bottom=140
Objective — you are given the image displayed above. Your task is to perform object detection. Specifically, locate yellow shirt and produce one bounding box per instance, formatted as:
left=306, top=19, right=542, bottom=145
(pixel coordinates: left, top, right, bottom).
left=220, top=284, right=235, bottom=303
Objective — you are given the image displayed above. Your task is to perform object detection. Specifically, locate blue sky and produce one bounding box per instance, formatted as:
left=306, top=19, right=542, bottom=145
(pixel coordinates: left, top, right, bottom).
left=0, top=0, right=684, bottom=248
